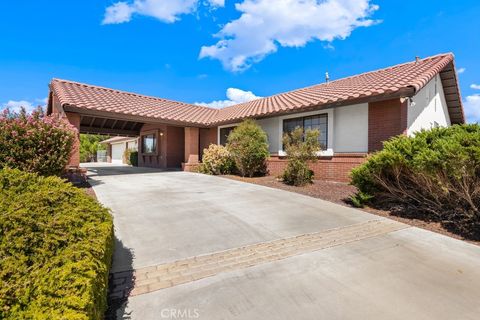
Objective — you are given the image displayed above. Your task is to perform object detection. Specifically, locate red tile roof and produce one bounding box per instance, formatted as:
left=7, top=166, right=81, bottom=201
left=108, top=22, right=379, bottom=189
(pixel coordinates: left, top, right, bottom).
left=214, top=53, right=461, bottom=124
left=49, top=53, right=464, bottom=126
left=50, top=79, right=218, bottom=126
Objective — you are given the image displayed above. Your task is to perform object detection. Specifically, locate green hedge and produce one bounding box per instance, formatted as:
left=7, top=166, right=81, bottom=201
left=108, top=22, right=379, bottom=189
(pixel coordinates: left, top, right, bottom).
left=226, top=119, right=269, bottom=177
left=351, top=124, right=480, bottom=239
left=0, top=168, right=114, bottom=319
left=129, top=151, right=138, bottom=167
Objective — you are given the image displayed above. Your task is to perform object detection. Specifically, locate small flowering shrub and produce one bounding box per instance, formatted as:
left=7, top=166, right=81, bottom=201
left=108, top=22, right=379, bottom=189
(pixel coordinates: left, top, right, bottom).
left=199, top=144, right=235, bottom=175
left=0, top=108, right=76, bottom=176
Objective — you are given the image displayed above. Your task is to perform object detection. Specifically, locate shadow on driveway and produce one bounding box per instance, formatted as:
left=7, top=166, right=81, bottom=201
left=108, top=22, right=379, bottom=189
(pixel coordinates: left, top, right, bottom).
left=105, top=237, right=135, bottom=320
left=82, top=163, right=179, bottom=177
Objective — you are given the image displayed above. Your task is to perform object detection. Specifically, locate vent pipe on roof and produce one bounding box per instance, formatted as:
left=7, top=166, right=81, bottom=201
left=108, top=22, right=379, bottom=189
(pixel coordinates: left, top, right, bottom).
left=415, top=56, right=420, bottom=63
left=325, top=71, right=330, bottom=83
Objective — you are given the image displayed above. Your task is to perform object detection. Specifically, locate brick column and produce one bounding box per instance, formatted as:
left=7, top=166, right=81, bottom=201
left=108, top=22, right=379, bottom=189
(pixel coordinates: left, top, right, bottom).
left=183, top=127, right=200, bottom=171
left=368, top=99, right=407, bottom=152
left=65, top=112, right=81, bottom=168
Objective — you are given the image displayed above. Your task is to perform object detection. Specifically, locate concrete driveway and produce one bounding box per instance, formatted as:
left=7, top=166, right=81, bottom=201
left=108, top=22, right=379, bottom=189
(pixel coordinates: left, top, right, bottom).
left=85, top=163, right=480, bottom=320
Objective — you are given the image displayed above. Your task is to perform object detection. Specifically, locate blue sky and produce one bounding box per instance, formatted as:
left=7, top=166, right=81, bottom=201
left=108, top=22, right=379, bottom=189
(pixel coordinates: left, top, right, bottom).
left=1, top=0, right=479, bottom=122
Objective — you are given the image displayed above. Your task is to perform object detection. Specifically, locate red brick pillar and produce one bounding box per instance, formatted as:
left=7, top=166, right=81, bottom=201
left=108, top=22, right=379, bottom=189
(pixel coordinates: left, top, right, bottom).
left=65, top=112, right=81, bottom=168
left=368, top=99, right=408, bottom=152
left=182, top=127, right=200, bottom=171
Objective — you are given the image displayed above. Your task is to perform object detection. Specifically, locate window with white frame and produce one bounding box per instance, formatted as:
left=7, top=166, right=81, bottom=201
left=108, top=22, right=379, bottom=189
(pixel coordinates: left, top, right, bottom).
left=283, top=114, right=328, bottom=149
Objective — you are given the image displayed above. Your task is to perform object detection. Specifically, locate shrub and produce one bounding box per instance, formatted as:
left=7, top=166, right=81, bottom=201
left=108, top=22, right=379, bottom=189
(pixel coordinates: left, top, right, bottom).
left=226, top=119, right=270, bottom=177
left=281, top=127, right=321, bottom=186
left=0, top=168, right=114, bottom=319
left=129, top=151, right=138, bottom=167
left=350, top=191, right=374, bottom=208
left=351, top=124, right=480, bottom=239
left=0, top=109, right=76, bottom=176
left=123, top=148, right=132, bottom=165
left=199, top=144, right=235, bottom=175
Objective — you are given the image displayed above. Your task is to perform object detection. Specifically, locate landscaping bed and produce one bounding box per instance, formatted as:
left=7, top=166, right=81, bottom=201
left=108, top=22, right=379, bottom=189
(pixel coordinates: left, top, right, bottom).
left=221, top=175, right=480, bottom=246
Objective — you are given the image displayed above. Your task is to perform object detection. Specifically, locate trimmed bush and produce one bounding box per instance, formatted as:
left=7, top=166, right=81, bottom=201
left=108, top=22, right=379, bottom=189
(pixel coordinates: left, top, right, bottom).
left=351, top=124, right=480, bottom=239
left=281, top=127, right=321, bottom=186
left=0, top=168, right=114, bottom=319
left=199, top=144, right=235, bottom=175
left=0, top=109, right=76, bottom=176
left=226, top=119, right=270, bottom=177
left=129, top=151, right=138, bottom=167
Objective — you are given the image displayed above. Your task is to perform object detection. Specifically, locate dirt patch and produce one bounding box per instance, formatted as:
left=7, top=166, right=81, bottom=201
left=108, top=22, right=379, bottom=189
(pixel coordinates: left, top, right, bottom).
left=82, top=182, right=97, bottom=200
left=66, top=178, right=97, bottom=200
left=223, top=175, right=356, bottom=205
left=221, top=175, right=479, bottom=246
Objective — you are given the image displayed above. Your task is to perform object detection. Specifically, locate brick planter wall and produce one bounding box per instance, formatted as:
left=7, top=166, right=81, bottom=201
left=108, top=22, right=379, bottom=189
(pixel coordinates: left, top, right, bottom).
left=267, top=153, right=367, bottom=182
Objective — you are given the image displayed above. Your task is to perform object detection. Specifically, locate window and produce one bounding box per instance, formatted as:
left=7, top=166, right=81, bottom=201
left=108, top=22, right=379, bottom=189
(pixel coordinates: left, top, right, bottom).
left=219, top=126, right=236, bottom=146
left=283, top=114, right=328, bottom=149
left=142, top=134, right=156, bottom=154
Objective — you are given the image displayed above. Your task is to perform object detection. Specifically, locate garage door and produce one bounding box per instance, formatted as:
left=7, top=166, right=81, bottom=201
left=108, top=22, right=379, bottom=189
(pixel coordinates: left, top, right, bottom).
left=111, top=143, right=125, bottom=164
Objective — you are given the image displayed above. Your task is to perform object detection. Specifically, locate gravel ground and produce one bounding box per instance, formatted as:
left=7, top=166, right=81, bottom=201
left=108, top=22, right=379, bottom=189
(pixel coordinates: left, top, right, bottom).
left=221, top=175, right=479, bottom=246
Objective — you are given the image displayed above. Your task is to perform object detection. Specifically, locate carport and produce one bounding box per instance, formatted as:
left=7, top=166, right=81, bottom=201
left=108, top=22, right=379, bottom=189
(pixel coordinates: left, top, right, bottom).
left=47, top=79, right=217, bottom=170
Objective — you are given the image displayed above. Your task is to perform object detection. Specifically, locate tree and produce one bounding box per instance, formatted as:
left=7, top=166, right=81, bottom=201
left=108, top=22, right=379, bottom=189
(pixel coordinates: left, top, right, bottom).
left=79, top=134, right=107, bottom=162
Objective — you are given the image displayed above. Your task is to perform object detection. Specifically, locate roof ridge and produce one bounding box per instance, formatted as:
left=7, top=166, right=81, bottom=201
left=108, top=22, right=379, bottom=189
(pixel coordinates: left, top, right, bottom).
left=49, top=52, right=462, bottom=126
left=51, top=78, right=218, bottom=112
left=219, top=53, right=453, bottom=112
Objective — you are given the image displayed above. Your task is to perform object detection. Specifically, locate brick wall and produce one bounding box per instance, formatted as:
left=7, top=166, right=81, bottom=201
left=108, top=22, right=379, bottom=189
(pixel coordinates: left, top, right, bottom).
left=368, top=98, right=408, bottom=152
left=184, top=127, right=199, bottom=164
left=138, top=123, right=167, bottom=168
left=65, top=112, right=81, bottom=167
left=199, top=127, right=217, bottom=161
left=166, top=126, right=184, bottom=168
left=267, top=154, right=367, bottom=182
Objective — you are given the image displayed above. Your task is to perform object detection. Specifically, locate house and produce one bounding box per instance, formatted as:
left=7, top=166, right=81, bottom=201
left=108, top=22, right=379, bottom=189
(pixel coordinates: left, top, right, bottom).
left=100, top=136, right=138, bottom=164
left=47, top=53, right=464, bottom=182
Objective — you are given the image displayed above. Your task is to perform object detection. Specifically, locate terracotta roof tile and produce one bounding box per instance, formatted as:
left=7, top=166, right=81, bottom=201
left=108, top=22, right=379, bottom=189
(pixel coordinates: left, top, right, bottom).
left=213, top=53, right=456, bottom=124
left=50, top=53, right=462, bottom=126
left=50, top=79, right=218, bottom=126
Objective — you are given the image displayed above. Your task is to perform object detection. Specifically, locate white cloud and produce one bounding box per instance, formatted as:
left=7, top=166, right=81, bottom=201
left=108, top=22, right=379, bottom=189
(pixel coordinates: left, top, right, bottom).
left=102, top=2, right=135, bottom=24
left=102, top=0, right=224, bottom=24
left=457, top=67, right=466, bottom=74
left=36, top=97, right=48, bottom=105
left=199, top=0, right=380, bottom=72
left=2, top=100, right=36, bottom=113
left=195, top=88, right=261, bottom=108
left=470, top=84, right=480, bottom=90
left=1, top=97, right=47, bottom=114
left=464, top=94, right=480, bottom=123
left=208, top=0, right=225, bottom=6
